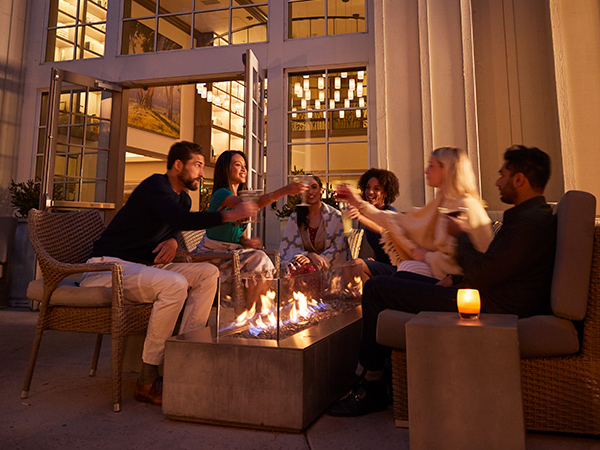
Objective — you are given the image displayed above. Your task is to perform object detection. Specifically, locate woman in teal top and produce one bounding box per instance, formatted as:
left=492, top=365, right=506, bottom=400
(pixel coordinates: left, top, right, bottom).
left=194, top=150, right=305, bottom=311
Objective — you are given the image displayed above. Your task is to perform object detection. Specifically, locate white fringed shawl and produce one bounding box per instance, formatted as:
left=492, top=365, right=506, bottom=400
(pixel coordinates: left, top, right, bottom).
left=358, top=195, right=492, bottom=279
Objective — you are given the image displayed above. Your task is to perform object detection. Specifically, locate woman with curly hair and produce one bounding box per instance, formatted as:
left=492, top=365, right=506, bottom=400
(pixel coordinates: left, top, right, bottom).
left=349, top=168, right=400, bottom=280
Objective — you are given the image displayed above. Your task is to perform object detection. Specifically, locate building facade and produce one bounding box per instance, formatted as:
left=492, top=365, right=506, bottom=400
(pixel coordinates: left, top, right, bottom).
left=1, top=0, right=599, bottom=252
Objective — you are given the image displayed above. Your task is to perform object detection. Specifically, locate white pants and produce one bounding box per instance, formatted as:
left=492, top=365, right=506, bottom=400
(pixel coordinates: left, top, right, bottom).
left=80, top=257, right=219, bottom=365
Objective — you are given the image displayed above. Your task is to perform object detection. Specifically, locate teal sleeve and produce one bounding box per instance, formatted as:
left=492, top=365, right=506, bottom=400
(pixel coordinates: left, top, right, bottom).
left=206, top=188, right=246, bottom=243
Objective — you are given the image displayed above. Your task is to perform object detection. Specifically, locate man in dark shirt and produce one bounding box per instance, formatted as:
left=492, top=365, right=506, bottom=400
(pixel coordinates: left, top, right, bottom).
left=81, top=141, right=257, bottom=406
left=329, top=145, right=556, bottom=416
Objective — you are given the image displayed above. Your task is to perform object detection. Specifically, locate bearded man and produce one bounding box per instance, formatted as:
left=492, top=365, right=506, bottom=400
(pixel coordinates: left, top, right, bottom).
left=81, top=141, right=257, bottom=406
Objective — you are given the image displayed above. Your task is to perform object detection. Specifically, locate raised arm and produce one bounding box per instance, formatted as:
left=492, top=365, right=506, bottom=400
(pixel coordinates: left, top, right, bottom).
left=257, top=182, right=306, bottom=209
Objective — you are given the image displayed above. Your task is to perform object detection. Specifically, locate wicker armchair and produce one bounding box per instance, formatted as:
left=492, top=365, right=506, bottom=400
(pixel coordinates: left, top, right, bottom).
left=382, top=192, right=600, bottom=434
left=22, top=209, right=153, bottom=412
left=175, top=229, right=281, bottom=303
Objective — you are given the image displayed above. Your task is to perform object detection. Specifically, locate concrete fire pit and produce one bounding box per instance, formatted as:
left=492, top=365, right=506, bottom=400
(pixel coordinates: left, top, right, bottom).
left=162, top=306, right=361, bottom=431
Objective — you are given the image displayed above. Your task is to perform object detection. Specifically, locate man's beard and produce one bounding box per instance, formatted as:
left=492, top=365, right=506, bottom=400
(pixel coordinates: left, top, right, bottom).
left=179, top=170, right=200, bottom=191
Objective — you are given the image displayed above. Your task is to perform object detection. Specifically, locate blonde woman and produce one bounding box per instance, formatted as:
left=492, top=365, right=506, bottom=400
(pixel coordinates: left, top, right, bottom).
left=336, top=146, right=492, bottom=280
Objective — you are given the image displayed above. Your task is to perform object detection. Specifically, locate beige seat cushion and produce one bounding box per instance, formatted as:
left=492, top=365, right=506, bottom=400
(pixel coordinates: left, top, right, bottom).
left=27, top=275, right=112, bottom=307
left=377, top=309, right=580, bottom=358
left=376, top=309, right=416, bottom=349
left=518, top=315, right=580, bottom=358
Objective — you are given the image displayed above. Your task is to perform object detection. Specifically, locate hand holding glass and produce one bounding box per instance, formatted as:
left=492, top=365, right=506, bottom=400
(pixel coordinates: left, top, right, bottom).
left=238, top=190, right=262, bottom=223
left=293, top=175, right=312, bottom=206
left=338, top=201, right=353, bottom=234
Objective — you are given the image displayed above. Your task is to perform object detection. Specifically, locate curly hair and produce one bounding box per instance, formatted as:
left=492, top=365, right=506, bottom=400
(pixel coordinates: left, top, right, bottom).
left=357, top=168, right=400, bottom=205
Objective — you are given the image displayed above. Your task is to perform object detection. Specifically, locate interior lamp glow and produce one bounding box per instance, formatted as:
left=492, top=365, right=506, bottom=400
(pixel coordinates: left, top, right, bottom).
left=456, top=289, right=480, bottom=320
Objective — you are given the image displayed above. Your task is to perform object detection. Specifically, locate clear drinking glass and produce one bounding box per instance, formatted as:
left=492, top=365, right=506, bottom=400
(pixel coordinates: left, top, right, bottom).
left=237, top=189, right=262, bottom=223
left=338, top=201, right=353, bottom=234
left=293, top=175, right=312, bottom=206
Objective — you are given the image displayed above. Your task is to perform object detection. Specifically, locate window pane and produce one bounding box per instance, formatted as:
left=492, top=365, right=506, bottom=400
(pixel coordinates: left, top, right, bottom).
left=157, top=15, right=191, bottom=50
left=194, top=10, right=229, bottom=47
left=54, top=154, right=66, bottom=176
left=327, top=0, right=365, bottom=35
left=48, top=28, right=75, bottom=62
left=328, top=175, right=360, bottom=189
left=40, top=94, right=49, bottom=126
left=63, top=179, right=80, bottom=201
left=122, top=19, right=156, bottom=54
left=328, top=142, right=368, bottom=173
left=69, top=125, right=85, bottom=144
left=84, top=0, right=107, bottom=23
left=82, top=180, right=106, bottom=202
left=194, top=0, right=229, bottom=12
left=288, top=111, right=326, bottom=143
left=81, top=25, right=106, bottom=57
left=83, top=150, right=109, bottom=178
left=158, top=0, right=193, bottom=13
left=289, top=143, right=326, bottom=173
left=66, top=153, right=81, bottom=177
left=124, top=0, right=157, bottom=19
left=232, top=5, right=268, bottom=44
left=47, top=0, right=105, bottom=61
left=289, top=0, right=325, bottom=39
left=234, top=0, right=266, bottom=5
left=87, top=91, right=103, bottom=117
left=328, top=110, right=367, bottom=140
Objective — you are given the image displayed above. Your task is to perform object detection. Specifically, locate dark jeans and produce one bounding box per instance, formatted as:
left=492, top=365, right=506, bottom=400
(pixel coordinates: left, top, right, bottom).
left=359, top=271, right=458, bottom=371
left=364, top=259, right=397, bottom=277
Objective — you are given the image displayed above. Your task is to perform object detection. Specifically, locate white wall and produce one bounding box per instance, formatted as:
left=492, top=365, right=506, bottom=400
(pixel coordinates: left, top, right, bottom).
left=0, top=0, right=28, bottom=215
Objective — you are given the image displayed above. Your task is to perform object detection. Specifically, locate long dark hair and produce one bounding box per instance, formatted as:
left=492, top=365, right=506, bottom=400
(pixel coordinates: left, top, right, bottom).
left=296, top=175, right=323, bottom=231
left=213, top=150, right=247, bottom=192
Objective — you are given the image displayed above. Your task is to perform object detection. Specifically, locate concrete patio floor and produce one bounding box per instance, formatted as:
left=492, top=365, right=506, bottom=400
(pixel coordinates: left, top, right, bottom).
left=1, top=307, right=599, bottom=449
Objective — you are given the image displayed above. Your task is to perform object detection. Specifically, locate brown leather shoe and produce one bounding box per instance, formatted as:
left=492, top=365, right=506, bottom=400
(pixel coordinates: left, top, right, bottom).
left=134, top=376, right=163, bottom=406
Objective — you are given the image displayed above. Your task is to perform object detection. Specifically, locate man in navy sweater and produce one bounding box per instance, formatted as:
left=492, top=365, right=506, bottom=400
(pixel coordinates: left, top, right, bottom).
left=81, top=141, right=257, bottom=406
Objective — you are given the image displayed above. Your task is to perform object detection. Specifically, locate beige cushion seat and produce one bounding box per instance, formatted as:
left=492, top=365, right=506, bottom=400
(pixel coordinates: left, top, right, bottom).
left=27, top=274, right=113, bottom=307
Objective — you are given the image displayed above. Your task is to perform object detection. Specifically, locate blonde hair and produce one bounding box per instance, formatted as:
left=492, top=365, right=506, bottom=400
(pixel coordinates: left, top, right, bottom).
left=431, top=146, right=481, bottom=201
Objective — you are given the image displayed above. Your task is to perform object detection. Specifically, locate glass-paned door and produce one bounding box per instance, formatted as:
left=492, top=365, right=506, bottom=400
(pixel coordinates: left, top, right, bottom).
left=39, top=68, right=123, bottom=218
left=243, top=49, right=265, bottom=238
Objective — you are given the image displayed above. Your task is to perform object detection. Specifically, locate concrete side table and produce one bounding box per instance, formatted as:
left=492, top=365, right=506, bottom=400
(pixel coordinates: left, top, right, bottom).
left=406, top=312, right=525, bottom=450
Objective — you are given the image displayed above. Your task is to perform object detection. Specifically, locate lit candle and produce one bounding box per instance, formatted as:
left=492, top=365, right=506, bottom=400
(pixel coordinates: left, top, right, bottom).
left=456, top=289, right=480, bottom=320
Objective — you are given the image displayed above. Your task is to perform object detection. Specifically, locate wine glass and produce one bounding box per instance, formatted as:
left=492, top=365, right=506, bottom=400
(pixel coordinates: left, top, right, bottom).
left=293, top=175, right=312, bottom=207
left=237, top=189, right=262, bottom=223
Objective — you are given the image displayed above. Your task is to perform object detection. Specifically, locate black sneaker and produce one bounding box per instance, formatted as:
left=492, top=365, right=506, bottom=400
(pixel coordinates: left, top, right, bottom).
left=327, top=380, right=388, bottom=417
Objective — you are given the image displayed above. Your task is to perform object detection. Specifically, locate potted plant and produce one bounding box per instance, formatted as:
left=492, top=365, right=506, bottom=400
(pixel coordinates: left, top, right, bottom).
left=9, top=179, right=40, bottom=219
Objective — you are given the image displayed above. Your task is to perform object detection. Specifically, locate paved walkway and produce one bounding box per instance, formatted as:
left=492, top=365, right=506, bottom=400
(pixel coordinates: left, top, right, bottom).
left=1, top=308, right=598, bottom=449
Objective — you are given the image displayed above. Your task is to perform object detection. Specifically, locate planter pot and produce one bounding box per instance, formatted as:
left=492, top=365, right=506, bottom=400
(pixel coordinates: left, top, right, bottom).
left=0, top=217, right=18, bottom=308
left=9, top=219, right=36, bottom=308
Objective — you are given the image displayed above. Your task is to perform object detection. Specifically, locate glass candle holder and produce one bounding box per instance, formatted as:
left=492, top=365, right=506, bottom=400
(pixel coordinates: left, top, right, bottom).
left=456, top=288, right=480, bottom=320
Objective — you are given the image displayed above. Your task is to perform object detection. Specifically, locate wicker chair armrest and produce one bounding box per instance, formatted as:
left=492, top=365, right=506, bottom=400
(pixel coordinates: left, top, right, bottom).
left=265, top=250, right=281, bottom=277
